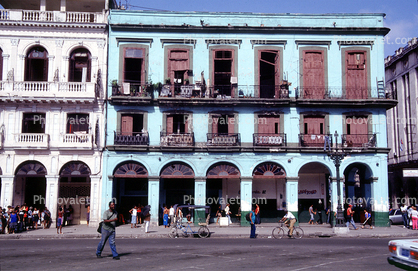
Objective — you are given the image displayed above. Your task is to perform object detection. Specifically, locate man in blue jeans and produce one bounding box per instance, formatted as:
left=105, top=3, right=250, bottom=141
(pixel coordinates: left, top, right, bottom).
left=249, top=206, right=256, bottom=238
left=96, top=202, right=119, bottom=260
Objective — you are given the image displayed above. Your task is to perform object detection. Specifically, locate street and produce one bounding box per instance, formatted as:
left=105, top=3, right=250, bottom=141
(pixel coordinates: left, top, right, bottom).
left=0, top=237, right=401, bottom=271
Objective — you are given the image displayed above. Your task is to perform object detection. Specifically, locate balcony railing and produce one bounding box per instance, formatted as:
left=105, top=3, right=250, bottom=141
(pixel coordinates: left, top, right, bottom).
left=160, top=132, right=194, bottom=147
left=299, top=134, right=333, bottom=148
left=14, top=133, right=49, bottom=149
left=111, top=83, right=152, bottom=98
left=60, top=133, right=93, bottom=149
left=207, top=133, right=240, bottom=146
left=342, top=133, right=376, bottom=148
left=0, top=81, right=96, bottom=100
left=1, top=10, right=106, bottom=23
left=158, top=84, right=290, bottom=99
left=296, top=87, right=392, bottom=100
left=253, top=133, right=287, bottom=146
left=114, top=132, right=149, bottom=146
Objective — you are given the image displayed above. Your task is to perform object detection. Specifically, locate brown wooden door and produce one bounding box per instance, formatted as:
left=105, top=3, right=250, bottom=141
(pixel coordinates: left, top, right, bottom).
left=212, top=116, right=219, bottom=134
left=227, top=115, right=235, bottom=134
left=346, top=52, right=367, bottom=99
left=303, top=116, right=325, bottom=146
left=303, top=51, right=324, bottom=99
left=166, top=115, right=174, bottom=134
left=121, top=115, right=133, bottom=136
left=169, top=50, right=189, bottom=84
left=346, top=116, right=368, bottom=146
left=259, top=116, right=280, bottom=134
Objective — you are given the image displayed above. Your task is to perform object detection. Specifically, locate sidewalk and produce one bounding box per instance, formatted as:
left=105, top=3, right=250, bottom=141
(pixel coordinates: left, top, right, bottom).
left=2, top=223, right=418, bottom=240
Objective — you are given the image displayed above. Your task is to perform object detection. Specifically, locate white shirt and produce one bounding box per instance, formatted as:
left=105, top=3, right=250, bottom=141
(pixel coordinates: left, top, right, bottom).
left=132, top=209, right=137, bottom=216
left=284, top=212, right=296, bottom=220
left=169, top=207, right=174, bottom=216
left=412, top=209, right=418, bottom=218
left=401, top=206, right=407, bottom=213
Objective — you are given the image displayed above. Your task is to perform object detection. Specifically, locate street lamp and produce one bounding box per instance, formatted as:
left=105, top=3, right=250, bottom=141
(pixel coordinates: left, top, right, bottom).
left=327, top=130, right=347, bottom=227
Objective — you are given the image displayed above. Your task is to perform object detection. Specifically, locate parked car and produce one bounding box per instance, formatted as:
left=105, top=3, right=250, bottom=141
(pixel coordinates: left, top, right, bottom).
left=389, top=209, right=403, bottom=225
left=388, top=239, right=418, bottom=269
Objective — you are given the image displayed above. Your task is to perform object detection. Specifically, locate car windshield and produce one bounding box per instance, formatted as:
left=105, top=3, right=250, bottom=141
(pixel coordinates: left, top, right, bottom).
left=389, top=209, right=398, bottom=215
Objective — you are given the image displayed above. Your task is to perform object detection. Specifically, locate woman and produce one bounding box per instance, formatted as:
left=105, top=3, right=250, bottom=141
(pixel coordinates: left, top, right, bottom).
left=216, top=205, right=222, bottom=224
left=57, top=207, right=64, bottom=234
left=163, top=206, right=169, bottom=228
left=129, top=205, right=138, bottom=228
left=412, top=206, right=418, bottom=230
left=32, top=208, right=39, bottom=229
left=255, top=204, right=261, bottom=224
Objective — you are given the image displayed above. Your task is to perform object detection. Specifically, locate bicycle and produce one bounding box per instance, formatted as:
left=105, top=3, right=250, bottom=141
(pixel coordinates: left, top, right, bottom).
left=168, top=215, right=210, bottom=238
left=272, top=222, right=304, bottom=239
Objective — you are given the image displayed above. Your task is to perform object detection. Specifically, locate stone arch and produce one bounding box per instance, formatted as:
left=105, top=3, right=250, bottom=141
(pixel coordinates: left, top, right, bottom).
left=15, top=161, right=47, bottom=176
left=206, top=162, right=240, bottom=179
left=60, top=161, right=91, bottom=177
left=253, top=162, right=286, bottom=179
left=113, top=161, right=148, bottom=178
left=160, top=162, right=194, bottom=178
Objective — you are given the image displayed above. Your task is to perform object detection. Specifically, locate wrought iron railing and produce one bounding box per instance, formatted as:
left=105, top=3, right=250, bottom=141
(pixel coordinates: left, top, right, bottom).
left=114, top=132, right=149, bottom=146
left=207, top=133, right=240, bottom=146
left=299, top=133, right=333, bottom=148
left=342, top=133, right=376, bottom=148
left=160, top=132, right=194, bottom=147
left=253, top=133, right=287, bottom=146
left=296, top=87, right=392, bottom=100
left=111, top=83, right=152, bottom=97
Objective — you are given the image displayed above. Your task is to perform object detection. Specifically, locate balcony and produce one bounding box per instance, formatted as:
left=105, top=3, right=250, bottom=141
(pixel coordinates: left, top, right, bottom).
left=114, top=132, right=149, bottom=146
left=0, top=82, right=97, bottom=103
left=342, top=133, right=377, bottom=149
left=109, top=83, right=153, bottom=105
left=207, top=133, right=240, bottom=147
left=253, top=133, right=287, bottom=147
left=0, top=9, right=106, bottom=24
left=299, top=134, right=332, bottom=148
left=59, top=133, right=93, bottom=149
left=160, top=132, right=194, bottom=147
left=14, top=133, right=49, bottom=149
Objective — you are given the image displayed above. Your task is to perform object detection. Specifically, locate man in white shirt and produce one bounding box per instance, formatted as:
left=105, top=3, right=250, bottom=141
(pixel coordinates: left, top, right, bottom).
left=280, top=210, right=297, bottom=238
left=169, top=205, right=175, bottom=226
left=400, top=204, right=408, bottom=228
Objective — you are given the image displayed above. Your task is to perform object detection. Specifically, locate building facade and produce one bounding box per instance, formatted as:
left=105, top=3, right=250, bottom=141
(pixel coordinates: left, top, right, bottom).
left=0, top=0, right=113, bottom=226
left=386, top=38, right=418, bottom=209
left=105, top=11, right=395, bottom=226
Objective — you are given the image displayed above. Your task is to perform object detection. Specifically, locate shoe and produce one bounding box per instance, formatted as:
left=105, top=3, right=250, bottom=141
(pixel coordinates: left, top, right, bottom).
left=113, top=256, right=120, bottom=260
left=289, top=235, right=295, bottom=239
left=96, top=254, right=103, bottom=258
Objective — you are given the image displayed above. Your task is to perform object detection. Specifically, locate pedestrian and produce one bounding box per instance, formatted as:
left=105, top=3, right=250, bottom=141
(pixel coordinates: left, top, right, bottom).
left=412, top=206, right=418, bottom=230
left=255, top=204, right=261, bottom=225
left=325, top=207, right=331, bottom=224
left=44, top=207, right=51, bottom=228
left=309, top=205, right=315, bottom=225
left=400, top=203, right=408, bottom=228
left=163, top=206, right=169, bottom=228
left=144, top=206, right=151, bottom=233
left=96, top=202, right=119, bottom=260
left=129, top=205, right=138, bottom=228
left=407, top=205, right=413, bottom=229
left=176, top=207, right=183, bottom=223
left=345, top=204, right=358, bottom=230
left=8, top=209, right=18, bottom=234
left=28, top=207, right=33, bottom=229
left=361, top=209, right=373, bottom=229
left=32, top=208, right=39, bottom=229
left=216, top=205, right=222, bottom=225
left=169, top=205, right=175, bottom=226
left=316, top=207, right=323, bottom=224
left=86, top=204, right=90, bottom=226
left=225, top=204, right=232, bottom=224
left=249, top=206, right=256, bottom=238
left=67, top=205, right=74, bottom=226
left=57, top=206, right=64, bottom=234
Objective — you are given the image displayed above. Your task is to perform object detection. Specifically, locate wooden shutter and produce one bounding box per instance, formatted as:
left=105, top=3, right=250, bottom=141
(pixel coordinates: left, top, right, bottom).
left=121, top=115, right=133, bottom=136
left=346, top=51, right=367, bottom=99
left=303, top=51, right=324, bottom=99
left=166, top=115, right=174, bottom=134
left=184, top=115, right=189, bottom=133
left=212, top=116, right=219, bottom=134
left=304, top=117, right=324, bottom=134
left=228, top=115, right=235, bottom=134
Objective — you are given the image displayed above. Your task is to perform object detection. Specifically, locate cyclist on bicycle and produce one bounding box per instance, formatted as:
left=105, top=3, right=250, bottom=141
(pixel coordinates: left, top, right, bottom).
left=280, top=209, right=297, bottom=238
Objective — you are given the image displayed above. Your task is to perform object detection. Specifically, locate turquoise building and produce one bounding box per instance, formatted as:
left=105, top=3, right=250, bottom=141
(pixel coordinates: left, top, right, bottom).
left=103, top=10, right=395, bottom=226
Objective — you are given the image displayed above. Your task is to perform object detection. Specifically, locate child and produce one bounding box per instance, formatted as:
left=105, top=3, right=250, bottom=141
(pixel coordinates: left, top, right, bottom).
left=129, top=206, right=138, bottom=228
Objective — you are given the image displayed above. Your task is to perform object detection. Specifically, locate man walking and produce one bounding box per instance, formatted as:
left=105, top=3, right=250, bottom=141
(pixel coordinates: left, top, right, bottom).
left=345, top=204, right=357, bottom=230
left=96, top=202, right=119, bottom=260
left=249, top=206, right=256, bottom=238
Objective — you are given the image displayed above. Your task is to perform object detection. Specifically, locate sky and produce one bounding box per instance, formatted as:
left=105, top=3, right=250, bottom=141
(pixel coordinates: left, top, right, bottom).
left=121, top=0, right=418, bottom=57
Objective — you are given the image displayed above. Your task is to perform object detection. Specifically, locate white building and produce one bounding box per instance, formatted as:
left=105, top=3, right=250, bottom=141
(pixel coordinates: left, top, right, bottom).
left=0, top=0, right=114, bottom=226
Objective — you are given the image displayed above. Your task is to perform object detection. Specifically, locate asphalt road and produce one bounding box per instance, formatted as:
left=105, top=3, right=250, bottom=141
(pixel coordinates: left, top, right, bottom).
left=0, top=237, right=402, bottom=271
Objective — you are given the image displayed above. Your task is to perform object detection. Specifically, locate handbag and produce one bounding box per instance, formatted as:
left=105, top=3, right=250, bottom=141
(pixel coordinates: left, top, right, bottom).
left=97, top=221, right=103, bottom=233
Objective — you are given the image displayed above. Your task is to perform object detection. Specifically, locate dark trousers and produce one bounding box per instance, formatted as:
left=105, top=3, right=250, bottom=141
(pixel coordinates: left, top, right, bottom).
left=250, top=223, right=256, bottom=238
left=402, top=212, right=408, bottom=227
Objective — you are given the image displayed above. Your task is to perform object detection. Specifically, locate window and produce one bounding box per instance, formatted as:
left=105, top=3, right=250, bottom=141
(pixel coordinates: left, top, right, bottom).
left=167, top=114, right=189, bottom=134
left=168, top=49, right=190, bottom=93
left=345, top=116, right=371, bottom=147
left=213, top=50, right=234, bottom=97
left=211, top=114, right=235, bottom=134
left=67, top=113, right=89, bottom=134
left=69, top=48, right=91, bottom=82
left=123, top=48, right=145, bottom=84
left=304, top=116, right=324, bottom=135
left=22, top=113, right=45, bottom=133
left=258, top=116, right=280, bottom=134
left=121, top=114, right=144, bottom=136
left=25, top=46, right=48, bottom=81
left=345, top=51, right=368, bottom=99
left=301, top=50, right=325, bottom=99
left=259, top=50, right=280, bottom=98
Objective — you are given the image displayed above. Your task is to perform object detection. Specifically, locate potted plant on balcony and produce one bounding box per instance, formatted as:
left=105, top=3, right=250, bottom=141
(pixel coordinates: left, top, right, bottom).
left=111, top=80, right=119, bottom=95
left=165, top=78, right=171, bottom=85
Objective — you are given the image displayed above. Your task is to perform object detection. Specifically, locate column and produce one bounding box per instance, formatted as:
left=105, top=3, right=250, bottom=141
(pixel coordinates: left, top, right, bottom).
left=0, top=176, right=14, bottom=208
left=194, top=177, right=206, bottom=225
left=89, top=175, right=101, bottom=227
left=101, top=175, right=114, bottom=219
left=286, top=177, right=299, bottom=225
left=45, top=175, right=59, bottom=223
left=240, top=177, right=252, bottom=226
left=47, top=56, right=55, bottom=82
left=2, top=54, right=9, bottom=81
left=371, top=176, right=388, bottom=227
left=329, top=176, right=345, bottom=226
left=148, top=176, right=160, bottom=226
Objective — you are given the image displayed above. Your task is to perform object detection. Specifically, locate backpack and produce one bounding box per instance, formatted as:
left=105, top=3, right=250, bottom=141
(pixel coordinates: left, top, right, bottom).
left=245, top=212, right=251, bottom=222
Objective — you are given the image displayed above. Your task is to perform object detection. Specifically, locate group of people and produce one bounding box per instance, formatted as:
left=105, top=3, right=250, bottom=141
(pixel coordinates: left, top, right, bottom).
left=400, top=204, right=418, bottom=229
left=129, top=205, right=151, bottom=233
left=345, top=204, right=373, bottom=230
left=0, top=204, right=52, bottom=234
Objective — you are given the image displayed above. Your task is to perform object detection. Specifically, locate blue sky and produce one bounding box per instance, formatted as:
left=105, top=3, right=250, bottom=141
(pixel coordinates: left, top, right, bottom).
left=122, top=0, right=418, bottom=57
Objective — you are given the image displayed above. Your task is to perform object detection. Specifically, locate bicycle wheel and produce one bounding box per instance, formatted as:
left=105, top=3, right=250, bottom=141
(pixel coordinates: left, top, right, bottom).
left=293, top=227, right=304, bottom=239
left=272, top=227, right=285, bottom=239
left=198, top=226, right=210, bottom=238
left=168, top=227, right=178, bottom=238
